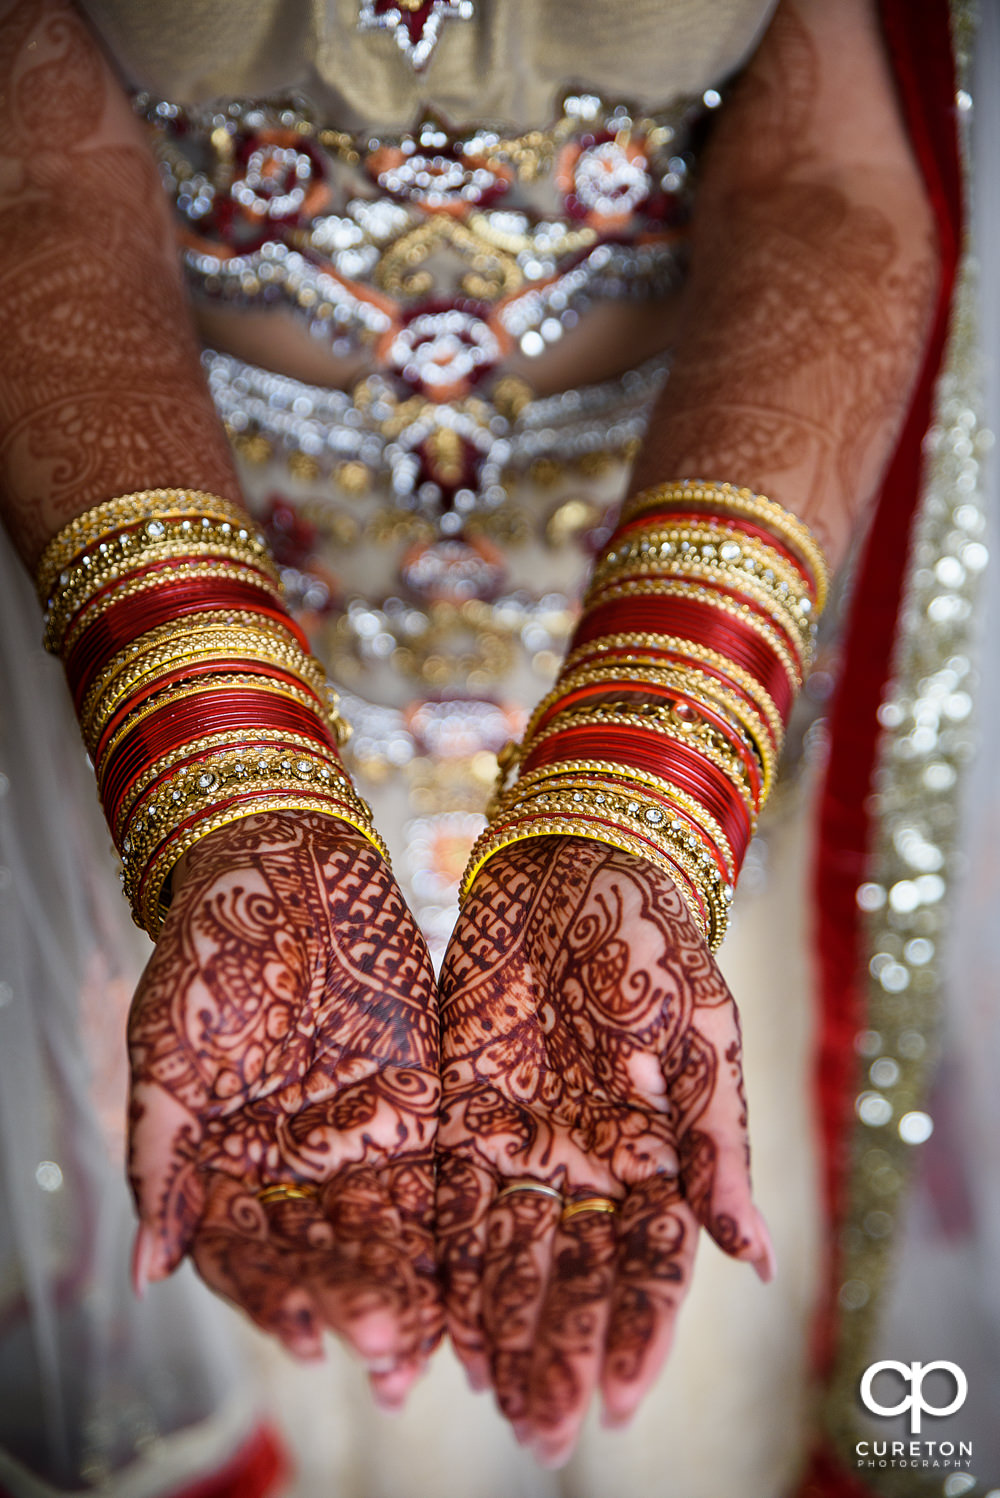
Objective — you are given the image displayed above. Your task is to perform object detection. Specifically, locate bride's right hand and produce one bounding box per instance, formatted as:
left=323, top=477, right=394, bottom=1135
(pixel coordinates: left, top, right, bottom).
left=126, top=811, right=441, bottom=1408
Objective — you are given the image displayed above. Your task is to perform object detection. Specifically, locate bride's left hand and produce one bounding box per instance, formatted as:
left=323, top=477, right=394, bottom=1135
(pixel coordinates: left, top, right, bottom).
left=436, top=835, right=773, bottom=1464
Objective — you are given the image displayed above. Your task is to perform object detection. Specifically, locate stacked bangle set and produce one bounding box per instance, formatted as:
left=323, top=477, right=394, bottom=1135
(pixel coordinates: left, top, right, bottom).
left=36, top=489, right=385, bottom=938
left=461, top=481, right=829, bottom=951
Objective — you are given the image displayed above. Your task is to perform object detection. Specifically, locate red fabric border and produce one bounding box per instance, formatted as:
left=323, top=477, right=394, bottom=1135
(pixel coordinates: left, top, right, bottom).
left=161, top=1423, right=287, bottom=1498
left=801, top=0, right=964, bottom=1490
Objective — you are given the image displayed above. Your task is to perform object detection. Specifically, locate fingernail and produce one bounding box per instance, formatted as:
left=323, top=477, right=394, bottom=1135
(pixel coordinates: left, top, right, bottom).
left=465, top=1364, right=489, bottom=1393
left=511, top=1420, right=531, bottom=1445
left=600, top=1406, right=633, bottom=1431
left=131, top=1223, right=168, bottom=1297
left=750, top=1207, right=777, bottom=1283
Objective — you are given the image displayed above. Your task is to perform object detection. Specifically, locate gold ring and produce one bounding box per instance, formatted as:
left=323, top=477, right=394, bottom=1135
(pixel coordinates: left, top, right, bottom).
left=256, top=1183, right=321, bottom=1205
left=494, top=1179, right=563, bottom=1206
left=560, top=1196, right=620, bottom=1223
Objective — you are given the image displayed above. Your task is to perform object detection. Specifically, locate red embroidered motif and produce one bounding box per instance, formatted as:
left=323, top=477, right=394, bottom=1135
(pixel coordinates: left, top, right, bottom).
left=357, top=0, right=474, bottom=71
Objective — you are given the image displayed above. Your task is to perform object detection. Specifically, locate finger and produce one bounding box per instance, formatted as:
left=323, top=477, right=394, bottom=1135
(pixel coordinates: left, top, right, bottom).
left=128, top=1080, right=207, bottom=1286
left=435, top=1155, right=494, bottom=1392
left=673, top=1005, right=769, bottom=1273
left=599, top=1176, right=699, bottom=1428
left=481, top=1187, right=561, bottom=1431
left=310, top=1166, right=423, bottom=1380
left=381, top=1157, right=442, bottom=1351
left=191, top=1177, right=325, bottom=1360
left=525, top=1197, right=619, bottom=1467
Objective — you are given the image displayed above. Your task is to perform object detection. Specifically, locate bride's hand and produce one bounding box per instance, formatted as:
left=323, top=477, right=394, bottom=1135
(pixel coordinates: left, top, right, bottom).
left=436, top=836, right=772, bottom=1463
left=126, top=811, right=441, bottom=1407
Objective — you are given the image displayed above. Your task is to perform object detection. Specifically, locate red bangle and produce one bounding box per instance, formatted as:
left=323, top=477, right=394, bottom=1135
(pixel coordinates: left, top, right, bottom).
left=97, top=692, right=339, bottom=806
left=587, top=572, right=807, bottom=671
left=66, top=581, right=307, bottom=706
left=56, top=555, right=281, bottom=654
left=90, top=660, right=328, bottom=761
left=529, top=680, right=763, bottom=800
left=571, top=598, right=796, bottom=718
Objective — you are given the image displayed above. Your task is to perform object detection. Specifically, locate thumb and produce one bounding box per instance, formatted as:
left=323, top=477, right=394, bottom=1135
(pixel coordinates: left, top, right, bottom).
left=128, top=1079, right=207, bottom=1293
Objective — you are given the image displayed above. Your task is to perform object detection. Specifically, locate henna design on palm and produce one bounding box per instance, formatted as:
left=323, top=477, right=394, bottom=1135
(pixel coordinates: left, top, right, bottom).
left=127, top=811, right=441, bottom=1395
left=436, top=837, right=772, bottom=1463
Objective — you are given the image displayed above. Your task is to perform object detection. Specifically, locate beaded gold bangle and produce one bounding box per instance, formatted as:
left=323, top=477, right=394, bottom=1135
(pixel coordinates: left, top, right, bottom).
left=590, top=525, right=811, bottom=611
left=488, top=762, right=738, bottom=878
left=114, top=728, right=352, bottom=843
left=618, top=480, right=830, bottom=613
left=461, top=810, right=731, bottom=950
left=35, top=489, right=251, bottom=602
left=43, top=535, right=280, bottom=653
left=121, top=755, right=376, bottom=904
left=584, top=577, right=808, bottom=686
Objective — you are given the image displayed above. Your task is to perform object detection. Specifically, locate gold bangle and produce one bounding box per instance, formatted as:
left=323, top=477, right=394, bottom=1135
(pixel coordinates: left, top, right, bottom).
left=138, top=797, right=390, bottom=940
left=619, top=480, right=829, bottom=614
left=120, top=744, right=359, bottom=870
left=35, top=489, right=251, bottom=603
left=491, top=762, right=737, bottom=877
left=494, top=781, right=734, bottom=899
left=123, top=779, right=375, bottom=911
left=562, top=632, right=785, bottom=755
left=58, top=563, right=288, bottom=658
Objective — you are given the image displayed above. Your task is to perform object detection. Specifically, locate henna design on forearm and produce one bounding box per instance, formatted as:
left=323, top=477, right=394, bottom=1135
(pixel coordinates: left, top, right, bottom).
left=630, top=0, right=938, bottom=570
left=437, top=836, right=760, bottom=1449
left=0, top=0, right=238, bottom=564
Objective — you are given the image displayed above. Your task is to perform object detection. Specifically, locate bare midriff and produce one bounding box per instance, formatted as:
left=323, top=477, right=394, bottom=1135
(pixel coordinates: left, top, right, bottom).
left=194, top=291, right=683, bottom=397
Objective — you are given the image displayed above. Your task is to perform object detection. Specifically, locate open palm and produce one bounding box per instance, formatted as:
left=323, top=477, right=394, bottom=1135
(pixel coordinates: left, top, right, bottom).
left=436, top=836, right=772, bottom=1462
left=127, top=811, right=441, bottom=1406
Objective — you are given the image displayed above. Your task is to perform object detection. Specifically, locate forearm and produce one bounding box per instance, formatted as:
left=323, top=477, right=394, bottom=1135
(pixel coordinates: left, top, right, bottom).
left=631, top=0, right=939, bottom=572
left=0, top=0, right=238, bottom=568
